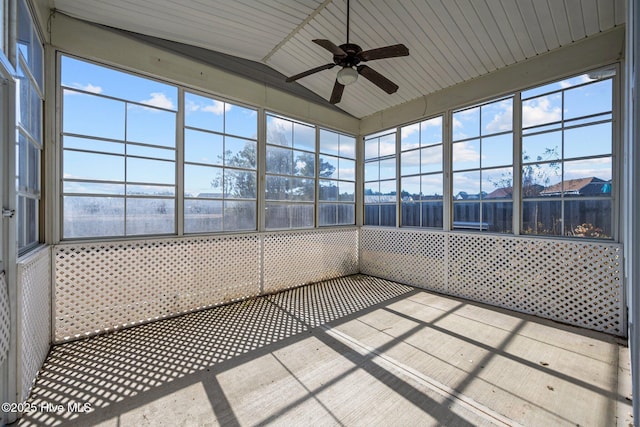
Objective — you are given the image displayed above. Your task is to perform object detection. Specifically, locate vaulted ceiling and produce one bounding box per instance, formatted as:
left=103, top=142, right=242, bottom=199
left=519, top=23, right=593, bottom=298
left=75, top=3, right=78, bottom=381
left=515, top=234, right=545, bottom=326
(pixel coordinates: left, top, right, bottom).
left=50, top=0, right=625, bottom=119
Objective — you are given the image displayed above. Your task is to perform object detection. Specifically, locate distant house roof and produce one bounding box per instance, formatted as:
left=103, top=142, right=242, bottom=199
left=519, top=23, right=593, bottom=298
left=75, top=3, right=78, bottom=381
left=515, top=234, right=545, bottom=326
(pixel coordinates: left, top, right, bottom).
left=540, top=177, right=609, bottom=197
left=485, top=187, right=513, bottom=199
left=454, top=191, right=486, bottom=200
left=522, top=183, right=545, bottom=197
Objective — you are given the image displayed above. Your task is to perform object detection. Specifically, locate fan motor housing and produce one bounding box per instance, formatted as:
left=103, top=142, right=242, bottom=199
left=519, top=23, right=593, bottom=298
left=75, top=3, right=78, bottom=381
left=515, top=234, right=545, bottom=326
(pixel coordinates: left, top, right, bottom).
left=335, top=43, right=362, bottom=67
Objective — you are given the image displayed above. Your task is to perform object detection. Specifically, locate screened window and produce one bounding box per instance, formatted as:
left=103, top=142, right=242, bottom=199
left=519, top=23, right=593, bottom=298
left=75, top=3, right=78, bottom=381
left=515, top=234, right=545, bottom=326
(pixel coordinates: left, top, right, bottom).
left=184, top=91, right=257, bottom=233
left=16, top=0, right=43, bottom=252
left=60, top=56, right=357, bottom=239
left=364, top=130, right=396, bottom=226
left=265, top=114, right=316, bottom=229
left=318, top=129, right=356, bottom=226
left=61, top=55, right=178, bottom=238
left=400, top=116, right=443, bottom=228
left=452, top=97, right=513, bottom=233
left=521, top=69, right=614, bottom=238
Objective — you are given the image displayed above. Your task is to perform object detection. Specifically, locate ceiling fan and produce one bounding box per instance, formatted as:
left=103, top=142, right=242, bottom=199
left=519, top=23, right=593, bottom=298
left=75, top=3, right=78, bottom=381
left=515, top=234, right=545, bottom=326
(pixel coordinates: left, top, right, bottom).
left=285, top=0, right=409, bottom=104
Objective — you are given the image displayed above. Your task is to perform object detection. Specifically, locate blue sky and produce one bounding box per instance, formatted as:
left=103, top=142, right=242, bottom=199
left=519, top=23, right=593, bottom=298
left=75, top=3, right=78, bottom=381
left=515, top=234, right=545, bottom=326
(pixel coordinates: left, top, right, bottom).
left=364, top=70, right=614, bottom=197
left=61, top=55, right=614, bottom=199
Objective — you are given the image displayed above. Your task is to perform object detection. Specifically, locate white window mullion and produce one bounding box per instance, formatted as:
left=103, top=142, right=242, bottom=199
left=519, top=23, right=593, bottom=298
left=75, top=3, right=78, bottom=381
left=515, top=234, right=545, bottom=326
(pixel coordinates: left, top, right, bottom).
left=176, top=87, right=185, bottom=236
left=443, top=112, right=452, bottom=231
left=257, top=107, right=266, bottom=232
left=513, top=92, right=522, bottom=236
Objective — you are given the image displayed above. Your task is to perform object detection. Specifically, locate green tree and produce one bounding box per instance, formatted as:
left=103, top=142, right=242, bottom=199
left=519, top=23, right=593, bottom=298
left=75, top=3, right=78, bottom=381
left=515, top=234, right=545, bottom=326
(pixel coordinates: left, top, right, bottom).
left=213, top=143, right=336, bottom=201
left=211, top=144, right=257, bottom=198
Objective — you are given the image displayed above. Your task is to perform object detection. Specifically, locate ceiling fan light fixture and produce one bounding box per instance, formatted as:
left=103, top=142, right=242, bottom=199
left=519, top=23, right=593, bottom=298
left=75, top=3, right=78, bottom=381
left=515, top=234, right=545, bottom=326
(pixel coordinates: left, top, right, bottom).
left=284, top=0, right=409, bottom=104
left=337, top=67, right=358, bottom=85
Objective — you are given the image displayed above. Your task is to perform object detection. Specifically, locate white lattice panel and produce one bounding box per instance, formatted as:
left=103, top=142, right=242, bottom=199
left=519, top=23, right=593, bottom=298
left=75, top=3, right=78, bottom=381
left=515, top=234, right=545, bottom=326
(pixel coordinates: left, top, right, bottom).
left=55, top=235, right=261, bottom=341
left=18, top=247, right=52, bottom=402
left=0, top=271, right=9, bottom=367
left=360, top=228, right=446, bottom=292
left=262, top=228, right=359, bottom=293
left=446, top=234, right=624, bottom=336
left=360, top=227, right=625, bottom=336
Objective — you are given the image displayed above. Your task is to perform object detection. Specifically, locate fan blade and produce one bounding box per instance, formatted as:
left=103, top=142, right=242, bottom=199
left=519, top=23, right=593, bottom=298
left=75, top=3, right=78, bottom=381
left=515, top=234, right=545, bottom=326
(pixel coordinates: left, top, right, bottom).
left=313, top=39, right=347, bottom=57
left=357, top=65, right=399, bottom=94
left=358, top=44, right=409, bottom=61
left=286, top=63, right=336, bottom=82
left=329, top=80, right=345, bottom=104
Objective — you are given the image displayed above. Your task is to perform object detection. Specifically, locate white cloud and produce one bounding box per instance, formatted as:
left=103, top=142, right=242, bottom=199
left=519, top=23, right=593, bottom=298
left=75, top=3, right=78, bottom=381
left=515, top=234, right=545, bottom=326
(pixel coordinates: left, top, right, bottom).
left=186, top=100, right=201, bottom=113
left=379, top=140, right=396, bottom=157
left=522, top=96, right=561, bottom=128
left=565, top=158, right=612, bottom=180
left=266, top=116, right=294, bottom=146
left=340, top=167, right=356, bottom=179
left=485, top=101, right=513, bottom=133
left=453, top=172, right=480, bottom=194
left=140, top=92, right=175, bottom=110
left=421, top=174, right=443, bottom=186
left=402, top=117, right=442, bottom=147
left=65, top=83, right=103, bottom=94
left=452, top=116, right=469, bottom=140
left=452, top=141, right=480, bottom=163
left=269, top=116, right=291, bottom=131
left=400, top=123, right=420, bottom=140
left=321, top=141, right=340, bottom=154
left=559, top=74, right=592, bottom=89
left=202, top=100, right=230, bottom=115
left=186, top=99, right=233, bottom=116
left=458, top=107, right=479, bottom=117
left=401, top=151, right=420, bottom=168
left=423, top=152, right=442, bottom=166
left=424, top=116, right=443, bottom=127
left=400, top=124, right=420, bottom=149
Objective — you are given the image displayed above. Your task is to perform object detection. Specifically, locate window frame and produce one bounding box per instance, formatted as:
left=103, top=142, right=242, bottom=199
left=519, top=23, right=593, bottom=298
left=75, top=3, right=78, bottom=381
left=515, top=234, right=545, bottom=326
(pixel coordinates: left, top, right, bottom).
left=399, top=115, right=444, bottom=229
left=60, top=54, right=179, bottom=239
left=15, top=0, right=44, bottom=254
left=183, top=89, right=259, bottom=234
left=451, top=96, right=515, bottom=234
left=264, top=112, right=317, bottom=230
left=362, top=64, right=620, bottom=242
left=363, top=129, right=398, bottom=227
left=318, top=127, right=356, bottom=227
left=519, top=67, right=618, bottom=239
left=57, top=54, right=358, bottom=241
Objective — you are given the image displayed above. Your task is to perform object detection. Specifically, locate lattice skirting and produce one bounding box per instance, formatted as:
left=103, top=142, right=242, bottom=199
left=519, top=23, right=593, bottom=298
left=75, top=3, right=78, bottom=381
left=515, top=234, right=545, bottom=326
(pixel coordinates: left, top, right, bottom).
left=0, top=271, right=9, bottom=367
left=263, top=229, right=359, bottom=293
left=54, top=228, right=358, bottom=342
left=360, top=227, right=626, bottom=336
left=18, top=246, right=52, bottom=402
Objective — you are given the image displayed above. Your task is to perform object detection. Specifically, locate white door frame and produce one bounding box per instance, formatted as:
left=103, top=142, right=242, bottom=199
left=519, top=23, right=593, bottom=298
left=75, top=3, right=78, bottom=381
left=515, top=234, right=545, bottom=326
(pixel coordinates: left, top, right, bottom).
left=0, top=48, right=18, bottom=426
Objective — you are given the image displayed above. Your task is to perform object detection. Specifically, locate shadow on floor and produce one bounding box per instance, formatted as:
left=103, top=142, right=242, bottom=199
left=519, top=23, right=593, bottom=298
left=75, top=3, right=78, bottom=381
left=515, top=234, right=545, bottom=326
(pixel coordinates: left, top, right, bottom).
left=16, top=274, right=632, bottom=426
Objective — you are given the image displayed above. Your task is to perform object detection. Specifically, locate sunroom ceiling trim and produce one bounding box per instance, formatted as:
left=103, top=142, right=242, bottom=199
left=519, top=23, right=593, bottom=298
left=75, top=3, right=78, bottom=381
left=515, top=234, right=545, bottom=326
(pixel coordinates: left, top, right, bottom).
left=48, top=0, right=626, bottom=119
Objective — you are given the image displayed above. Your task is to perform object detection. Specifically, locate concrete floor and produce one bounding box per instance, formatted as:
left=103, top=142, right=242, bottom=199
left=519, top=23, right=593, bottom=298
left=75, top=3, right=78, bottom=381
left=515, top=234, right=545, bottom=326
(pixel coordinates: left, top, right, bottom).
left=17, top=275, right=633, bottom=426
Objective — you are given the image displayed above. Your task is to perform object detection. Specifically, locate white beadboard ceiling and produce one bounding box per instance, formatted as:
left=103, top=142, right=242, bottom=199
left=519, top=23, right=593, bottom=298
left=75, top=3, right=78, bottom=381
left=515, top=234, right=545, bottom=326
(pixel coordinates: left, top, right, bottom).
left=50, top=0, right=625, bottom=118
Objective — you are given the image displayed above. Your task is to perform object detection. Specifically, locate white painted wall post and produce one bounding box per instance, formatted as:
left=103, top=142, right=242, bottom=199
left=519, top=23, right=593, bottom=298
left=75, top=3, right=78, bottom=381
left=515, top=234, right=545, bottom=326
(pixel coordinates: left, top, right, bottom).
left=625, top=0, right=639, bottom=423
